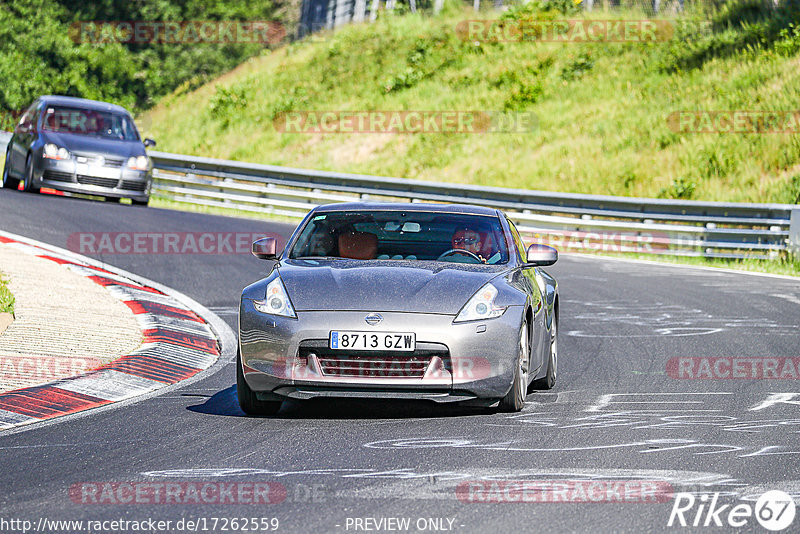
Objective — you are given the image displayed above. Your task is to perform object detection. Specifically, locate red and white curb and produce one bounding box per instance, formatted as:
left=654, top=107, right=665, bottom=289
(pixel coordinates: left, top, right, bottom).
left=0, top=231, right=227, bottom=430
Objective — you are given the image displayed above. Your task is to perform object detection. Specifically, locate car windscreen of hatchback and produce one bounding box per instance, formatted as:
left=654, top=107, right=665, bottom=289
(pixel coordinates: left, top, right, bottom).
left=42, top=106, right=139, bottom=141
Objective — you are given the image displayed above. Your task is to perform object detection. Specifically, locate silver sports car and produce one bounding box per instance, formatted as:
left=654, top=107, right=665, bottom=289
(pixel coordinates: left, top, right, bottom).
left=238, top=203, right=559, bottom=414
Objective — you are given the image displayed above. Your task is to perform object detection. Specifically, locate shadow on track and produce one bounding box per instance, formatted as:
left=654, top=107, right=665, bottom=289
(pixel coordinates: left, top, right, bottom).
left=186, top=386, right=499, bottom=419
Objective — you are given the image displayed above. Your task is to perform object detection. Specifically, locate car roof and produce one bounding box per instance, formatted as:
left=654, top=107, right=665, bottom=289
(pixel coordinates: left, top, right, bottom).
left=312, top=202, right=501, bottom=217
left=37, top=95, right=132, bottom=115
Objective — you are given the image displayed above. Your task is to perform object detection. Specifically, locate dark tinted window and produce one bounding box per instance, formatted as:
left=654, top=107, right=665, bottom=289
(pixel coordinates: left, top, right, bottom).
left=290, top=210, right=509, bottom=264
left=42, top=106, right=139, bottom=141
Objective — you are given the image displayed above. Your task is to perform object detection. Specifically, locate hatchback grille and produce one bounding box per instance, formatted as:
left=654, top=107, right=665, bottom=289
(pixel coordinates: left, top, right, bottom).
left=103, top=158, right=124, bottom=168
left=121, top=180, right=147, bottom=192
left=42, top=170, right=72, bottom=183
left=76, top=175, right=119, bottom=188
left=74, top=154, right=123, bottom=168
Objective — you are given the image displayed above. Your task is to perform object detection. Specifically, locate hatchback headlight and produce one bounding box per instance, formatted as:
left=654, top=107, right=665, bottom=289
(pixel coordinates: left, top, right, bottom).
left=127, top=155, right=150, bottom=171
left=43, top=143, right=70, bottom=160
left=254, top=277, right=297, bottom=318
left=454, top=283, right=506, bottom=323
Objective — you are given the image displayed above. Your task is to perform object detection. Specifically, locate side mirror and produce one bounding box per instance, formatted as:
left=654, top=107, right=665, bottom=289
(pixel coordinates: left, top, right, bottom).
left=525, top=244, right=558, bottom=266
left=143, top=138, right=156, bottom=148
left=252, top=237, right=277, bottom=260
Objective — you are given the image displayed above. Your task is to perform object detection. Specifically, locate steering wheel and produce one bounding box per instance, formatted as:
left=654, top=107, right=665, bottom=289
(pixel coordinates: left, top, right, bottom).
left=437, top=248, right=483, bottom=263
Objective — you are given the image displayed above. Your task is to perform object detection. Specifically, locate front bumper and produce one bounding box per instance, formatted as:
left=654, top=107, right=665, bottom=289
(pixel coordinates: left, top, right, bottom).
left=239, top=299, right=524, bottom=403
left=37, top=157, right=151, bottom=201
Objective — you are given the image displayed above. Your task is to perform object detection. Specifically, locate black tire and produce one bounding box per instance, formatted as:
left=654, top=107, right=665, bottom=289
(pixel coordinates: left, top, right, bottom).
left=2, top=149, right=20, bottom=190
left=531, top=319, right=557, bottom=390
left=22, top=154, right=40, bottom=193
left=237, top=350, right=282, bottom=416
left=131, top=197, right=149, bottom=207
left=499, top=321, right=530, bottom=412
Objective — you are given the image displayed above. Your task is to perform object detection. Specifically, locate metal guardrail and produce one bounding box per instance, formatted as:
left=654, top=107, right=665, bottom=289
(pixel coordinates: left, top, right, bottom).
left=1, top=128, right=797, bottom=259
left=148, top=150, right=800, bottom=260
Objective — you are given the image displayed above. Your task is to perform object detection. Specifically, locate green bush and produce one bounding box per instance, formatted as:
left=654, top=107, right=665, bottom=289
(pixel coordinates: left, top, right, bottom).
left=0, top=0, right=285, bottom=116
left=659, top=177, right=697, bottom=199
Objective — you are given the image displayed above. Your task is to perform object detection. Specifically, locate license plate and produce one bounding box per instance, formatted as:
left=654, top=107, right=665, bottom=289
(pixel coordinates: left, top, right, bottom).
left=330, top=331, right=415, bottom=351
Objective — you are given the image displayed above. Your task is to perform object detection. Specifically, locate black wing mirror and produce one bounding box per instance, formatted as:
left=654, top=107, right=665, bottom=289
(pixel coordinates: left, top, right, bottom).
left=143, top=138, right=156, bottom=148
left=252, top=237, right=278, bottom=260
left=525, top=244, right=558, bottom=266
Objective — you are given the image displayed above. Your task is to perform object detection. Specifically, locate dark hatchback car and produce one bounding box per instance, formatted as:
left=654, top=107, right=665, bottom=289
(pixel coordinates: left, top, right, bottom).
left=2, top=95, right=155, bottom=205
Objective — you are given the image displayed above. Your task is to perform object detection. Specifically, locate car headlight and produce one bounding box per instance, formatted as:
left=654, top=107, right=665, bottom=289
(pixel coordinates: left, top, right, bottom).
left=453, top=283, right=506, bottom=323
left=43, top=143, right=70, bottom=160
left=254, top=277, right=297, bottom=318
left=127, top=155, right=150, bottom=171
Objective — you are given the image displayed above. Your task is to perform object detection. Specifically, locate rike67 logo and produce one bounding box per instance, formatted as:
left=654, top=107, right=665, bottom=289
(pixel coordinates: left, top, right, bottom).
left=668, top=491, right=796, bottom=531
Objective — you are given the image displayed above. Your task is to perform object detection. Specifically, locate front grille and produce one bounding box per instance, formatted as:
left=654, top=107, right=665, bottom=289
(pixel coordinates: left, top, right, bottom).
left=103, top=158, right=124, bottom=168
left=121, top=180, right=147, bottom=192
left=42, top=170, right=72, bottom=183
left=76, top=175, right=119, bottom=189
left=299, top=341, right=449, bottom=379
left=74, top=154, right=123, bottom=168
left=319, top=355, right=432, bottom=378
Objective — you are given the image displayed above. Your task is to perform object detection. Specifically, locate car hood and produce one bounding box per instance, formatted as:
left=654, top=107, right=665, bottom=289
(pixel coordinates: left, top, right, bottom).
left=278, top=259, right=508, bottom=314
left=41, top=131, right=144, bottom=157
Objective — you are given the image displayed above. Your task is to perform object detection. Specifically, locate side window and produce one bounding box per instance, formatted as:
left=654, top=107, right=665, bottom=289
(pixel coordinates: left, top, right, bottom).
left=506, top=218, right=526, bottom=261
left=18, top=101, right=39, bottom=131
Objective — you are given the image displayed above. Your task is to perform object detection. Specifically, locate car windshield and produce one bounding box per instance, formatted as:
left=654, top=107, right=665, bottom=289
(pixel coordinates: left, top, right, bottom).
left=42, top=106, right=140, bottom=141
left=289, top=210, right=510, bottom=264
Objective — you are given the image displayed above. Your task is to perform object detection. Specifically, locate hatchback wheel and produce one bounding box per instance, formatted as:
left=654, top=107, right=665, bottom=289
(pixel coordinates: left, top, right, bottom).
left=22, top=154, right=40, bottom=193
left=2, top=149, right=20, bottom=190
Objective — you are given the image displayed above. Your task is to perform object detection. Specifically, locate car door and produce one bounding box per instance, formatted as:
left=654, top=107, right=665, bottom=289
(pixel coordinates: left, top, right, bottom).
left=10, top=100, right=40, bottom=174
left=507, top=217, right=546, bottom=373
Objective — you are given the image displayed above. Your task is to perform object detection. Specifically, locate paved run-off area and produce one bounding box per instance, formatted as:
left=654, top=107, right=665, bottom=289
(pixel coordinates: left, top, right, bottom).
left=0, top=243, right=142, bottom=392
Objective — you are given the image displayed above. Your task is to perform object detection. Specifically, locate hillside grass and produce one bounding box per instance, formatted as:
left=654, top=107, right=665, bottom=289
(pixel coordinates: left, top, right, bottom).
left=140, top=0, right=800, bottom=203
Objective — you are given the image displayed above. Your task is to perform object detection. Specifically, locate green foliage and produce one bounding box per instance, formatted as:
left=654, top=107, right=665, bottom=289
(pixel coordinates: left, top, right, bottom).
left=786, top=174, right=800, bottom=204
left=208, top=85, right=249, bottom=127
left=0, top=275, right=13, bottom=315
left=653, top=0, right=800, bottom=72
left=775, top=23, right=800, bottom=56
left=502, top=0, right=580, bottom=19
left=560, top=52, right=594, bottom=81
left=382, top=36, right=458, bottom=93
left=142, top=5, right=800, bottom=204
left=0, top=0, right=284, bottom=116
left=659, top=177, right=697, bottom=199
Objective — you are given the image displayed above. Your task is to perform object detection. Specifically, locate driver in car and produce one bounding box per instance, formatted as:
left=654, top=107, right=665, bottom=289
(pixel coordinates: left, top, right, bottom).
left=451, top=227, right=486, bottom=262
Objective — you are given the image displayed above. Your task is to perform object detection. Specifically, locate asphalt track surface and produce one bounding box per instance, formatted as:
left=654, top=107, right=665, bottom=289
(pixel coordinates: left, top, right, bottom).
left=1, top=188, right=799, bottom=533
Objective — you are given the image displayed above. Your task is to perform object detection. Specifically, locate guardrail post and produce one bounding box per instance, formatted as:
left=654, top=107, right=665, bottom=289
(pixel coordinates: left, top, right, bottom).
left=790, top=208, right=800, bottom=257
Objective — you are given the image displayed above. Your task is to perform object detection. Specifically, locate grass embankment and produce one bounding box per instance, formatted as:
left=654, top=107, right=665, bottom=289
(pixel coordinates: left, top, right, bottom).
left=0, top=274, right=14, bottom=315
left=142, top=0, right=799, bottom=277
left=141, top=0, right=800, bottom=203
